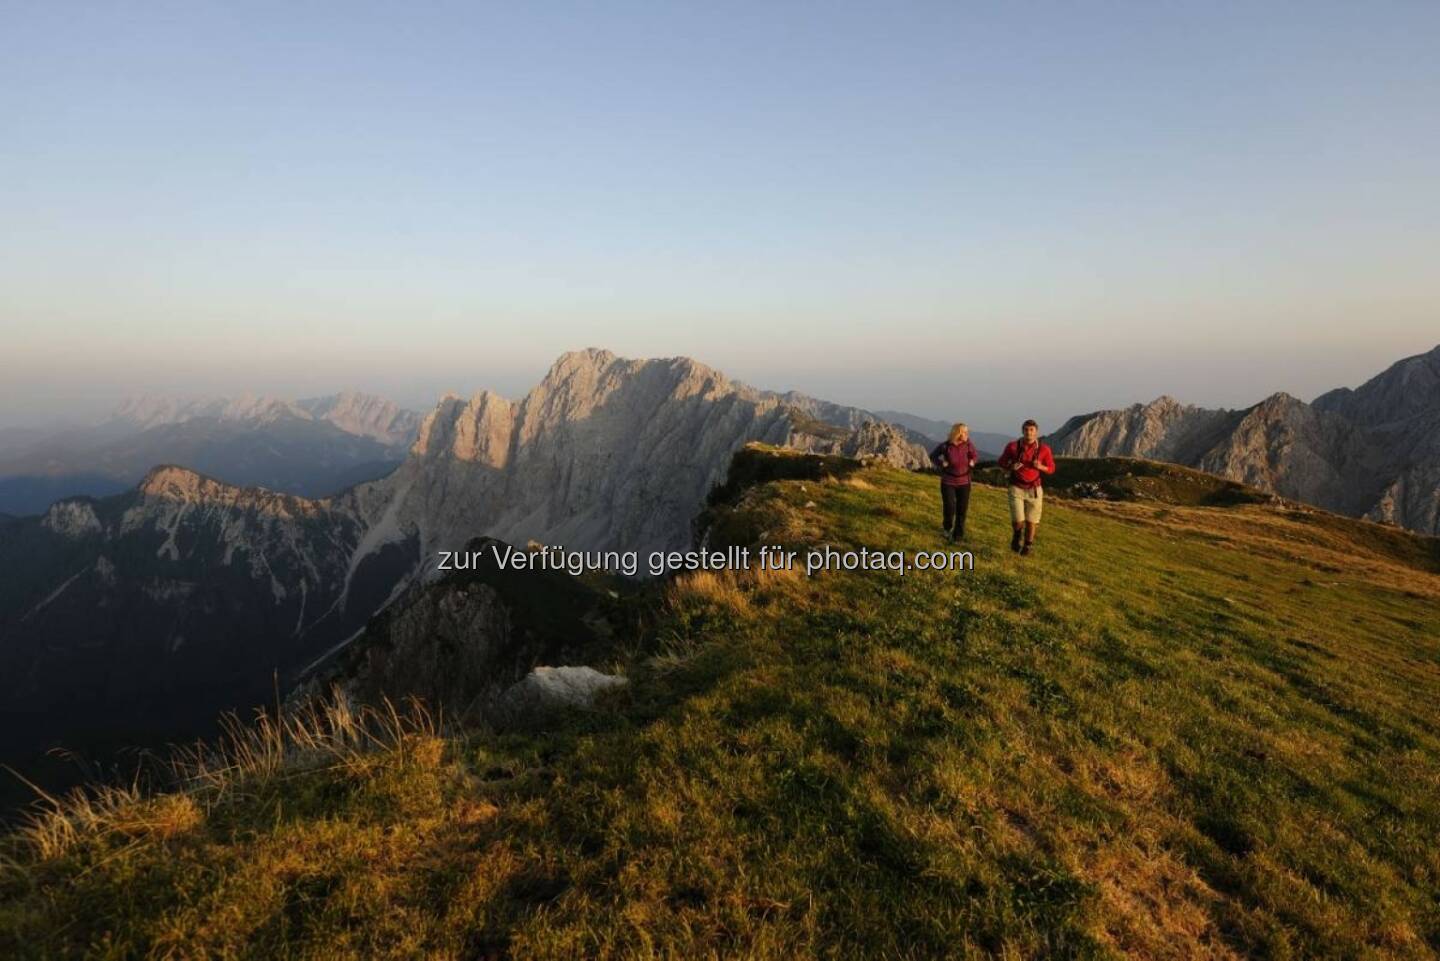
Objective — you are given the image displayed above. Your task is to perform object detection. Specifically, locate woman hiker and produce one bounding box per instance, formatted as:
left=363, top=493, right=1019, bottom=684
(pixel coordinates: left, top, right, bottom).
left=929, top=423, right=978, bottom=542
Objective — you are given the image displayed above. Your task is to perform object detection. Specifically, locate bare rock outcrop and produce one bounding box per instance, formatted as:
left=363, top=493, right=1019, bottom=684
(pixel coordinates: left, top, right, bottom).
left=1313, top=345, right=1440, bottom=429
left=290, top=535, right=616, bottom=723
left=490, top=666, right=628, bottom=729
left=1048, top=396, right=1234, bottom=462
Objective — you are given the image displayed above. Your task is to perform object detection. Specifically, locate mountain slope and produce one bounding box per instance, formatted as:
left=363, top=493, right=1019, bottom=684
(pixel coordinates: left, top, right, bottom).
left=1313, top=344, right=1440, bottom=428
left=4, top=448, right=1437, bottom=958
left=1314, top=345, right=1440, bottom=534
left=1050, top=346, right=1440, bottom=534
left=109, top=391, right=423, bottom=446
left=873, top=409, right=1012, bottom=457
left=0, top=350, right=928, bottom=775
left=0, top=467, right=413, bottom=768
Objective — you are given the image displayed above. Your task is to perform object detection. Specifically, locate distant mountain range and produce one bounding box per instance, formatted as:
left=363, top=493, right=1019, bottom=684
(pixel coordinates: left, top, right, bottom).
left=0, top=392, right=422, bottom=515
left=1050, top=345, right=1440, bottom=534
left=0, top=349, right=928, bottom=771
left=872, top=411, right=1012, bottom=459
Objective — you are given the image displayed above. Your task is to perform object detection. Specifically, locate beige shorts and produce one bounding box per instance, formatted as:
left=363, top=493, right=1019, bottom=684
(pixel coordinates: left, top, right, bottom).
left=1008, top=484, right=1043, bottom=524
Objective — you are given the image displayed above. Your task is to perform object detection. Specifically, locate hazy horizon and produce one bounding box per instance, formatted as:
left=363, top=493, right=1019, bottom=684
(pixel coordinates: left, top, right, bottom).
left=4, top=3, right=1437, bottom=433
left=2, top=339, right=1432, bottom=438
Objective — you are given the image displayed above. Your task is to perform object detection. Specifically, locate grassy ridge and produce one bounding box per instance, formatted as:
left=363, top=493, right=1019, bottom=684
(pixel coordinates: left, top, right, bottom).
left=3, top=450, right=1439, bottom=959
left=972, top=456, right=1273, bottom=508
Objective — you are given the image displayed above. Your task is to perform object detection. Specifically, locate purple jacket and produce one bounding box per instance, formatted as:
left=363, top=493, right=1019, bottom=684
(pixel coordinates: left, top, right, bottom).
left=930, top=440, right=978, bottom=486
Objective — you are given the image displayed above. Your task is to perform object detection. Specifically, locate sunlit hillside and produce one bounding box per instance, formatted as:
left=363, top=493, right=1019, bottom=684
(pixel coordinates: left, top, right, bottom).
left=3, top=447, right=1438, bottom=959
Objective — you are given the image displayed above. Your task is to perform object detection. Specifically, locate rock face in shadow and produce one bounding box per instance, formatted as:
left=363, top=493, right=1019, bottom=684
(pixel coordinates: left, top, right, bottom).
left=1313, top=346, right=1440, bottom=534
left=1050, top=346, right=1440, bottom=534
left=291, top=536, right=618, bottom=727
left=0, top=465, right=409, bottom=775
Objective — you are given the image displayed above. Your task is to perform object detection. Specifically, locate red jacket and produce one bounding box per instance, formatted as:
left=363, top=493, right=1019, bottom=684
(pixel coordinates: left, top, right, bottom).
left=998, top=439, right=1055, bottom=490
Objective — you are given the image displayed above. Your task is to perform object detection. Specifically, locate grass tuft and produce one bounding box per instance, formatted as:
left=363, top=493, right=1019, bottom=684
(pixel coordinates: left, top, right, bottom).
left=4, top=689, right=439, bottom=867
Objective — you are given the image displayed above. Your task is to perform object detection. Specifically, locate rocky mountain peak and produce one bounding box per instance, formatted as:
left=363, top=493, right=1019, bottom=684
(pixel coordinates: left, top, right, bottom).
left=111, top=395, right=213, bottom=429
left=546, top=347, right=619, bottom=377
left=297, top=392, right=422, bottom=448
left=1248, top=392, right=1305, bottom=415
left=137, top=464, right=213, bottom=499
left=133, top=465, right=336, bottom=522
left=41, top=498, right=103, bottom=538
left=410, top=390, right=516, bottom=467
left=349, top=349, right=928, bottom=568
left=107, top=391, right=421, bottom=449
left=216, top=394, right=308, bottom=424
left=1313, top=344, right=1440, bottom=430
left=1051, top=347, right=1440, bottom=532
left=113, top=394, right=309, bottom=429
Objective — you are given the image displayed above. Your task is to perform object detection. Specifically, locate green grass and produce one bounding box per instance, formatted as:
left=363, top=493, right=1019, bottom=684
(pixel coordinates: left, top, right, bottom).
left=4, top=448, right=1439, bottom=959
left=972, top=456, right=1272, bottom=508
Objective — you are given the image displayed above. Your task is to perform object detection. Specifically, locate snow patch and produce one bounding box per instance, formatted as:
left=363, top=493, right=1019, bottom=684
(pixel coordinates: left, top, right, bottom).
left=22, top=567, right=88, bottom=621
left=296, top=625, right=368, bottom=677
left=335, top=469, right=415, bottom=614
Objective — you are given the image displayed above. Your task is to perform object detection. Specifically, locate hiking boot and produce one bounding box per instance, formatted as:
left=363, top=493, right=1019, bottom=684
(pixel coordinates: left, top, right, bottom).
left=1010, top=529, right=1022, bottom=552
left=1020, top=543, right=1031, bottom=556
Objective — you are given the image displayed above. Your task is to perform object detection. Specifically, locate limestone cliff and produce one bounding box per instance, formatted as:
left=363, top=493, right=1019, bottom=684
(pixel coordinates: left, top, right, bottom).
left=340, top=349, right=927, bottom=568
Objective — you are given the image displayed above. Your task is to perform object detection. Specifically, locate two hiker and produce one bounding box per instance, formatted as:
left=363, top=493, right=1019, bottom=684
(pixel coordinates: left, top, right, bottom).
left=930, top=418, right=1055, bottom=556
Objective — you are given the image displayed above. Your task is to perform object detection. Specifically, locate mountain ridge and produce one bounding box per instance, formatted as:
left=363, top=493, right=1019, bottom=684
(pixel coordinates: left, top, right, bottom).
left=109, top=390, right=423, bottom=448
left=0, top=349, right=929, bottom=774
left=0, top=391, right=424, bottom=515
left=1051, top=345, right=1440, bottom=533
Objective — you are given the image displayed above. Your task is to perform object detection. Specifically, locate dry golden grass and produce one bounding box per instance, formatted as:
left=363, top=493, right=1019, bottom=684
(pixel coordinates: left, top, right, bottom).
left=5, top=690, right=439, bottom=865
left=666, top=568, right=755, bottom=616
left=1083, top=837, right=1240, bottom=960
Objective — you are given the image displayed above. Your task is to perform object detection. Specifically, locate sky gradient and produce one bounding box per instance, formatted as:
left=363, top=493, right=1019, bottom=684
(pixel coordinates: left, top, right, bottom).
left=3, top=2, right=1437, bottom=431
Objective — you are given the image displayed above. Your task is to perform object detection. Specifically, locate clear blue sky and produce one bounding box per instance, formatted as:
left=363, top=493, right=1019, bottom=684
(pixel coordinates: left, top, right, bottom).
left=3, top=1, right=1437, bottom=430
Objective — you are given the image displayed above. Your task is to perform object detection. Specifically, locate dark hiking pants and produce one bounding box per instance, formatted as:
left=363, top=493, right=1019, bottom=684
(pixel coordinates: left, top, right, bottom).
left=941, top=482, right=971, bottom=536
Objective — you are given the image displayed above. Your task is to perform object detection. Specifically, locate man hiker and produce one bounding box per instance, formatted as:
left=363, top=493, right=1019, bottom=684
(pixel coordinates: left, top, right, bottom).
left=929, top=422, right=978, bottom=541
left=997, top=419, right=1055, bottom=556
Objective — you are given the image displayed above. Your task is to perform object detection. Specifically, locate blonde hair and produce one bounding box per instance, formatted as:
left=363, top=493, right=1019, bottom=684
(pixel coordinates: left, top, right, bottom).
left=947, top=422, right=968, bottom=444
